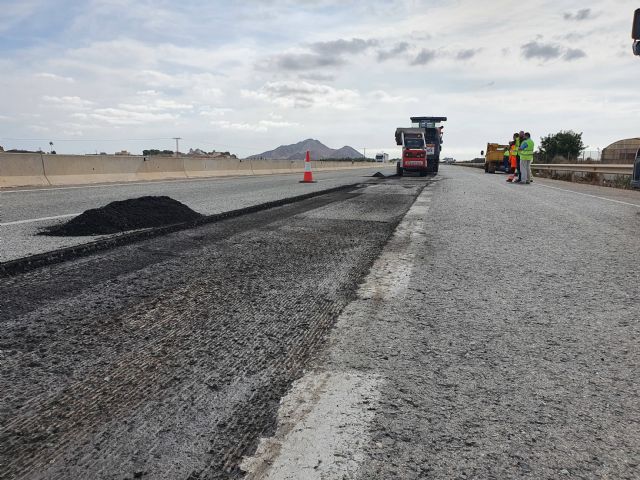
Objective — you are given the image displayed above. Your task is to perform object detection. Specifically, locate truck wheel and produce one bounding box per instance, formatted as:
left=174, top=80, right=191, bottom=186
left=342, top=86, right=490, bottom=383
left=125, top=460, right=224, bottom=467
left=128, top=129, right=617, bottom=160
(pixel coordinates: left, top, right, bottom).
left=419, top=170, right=427, bottom=177
left=484, top=163, right=489, bottom=173
left=434, top=160, right=439, bottom=173
left=397, top=166, right=403, bottom=176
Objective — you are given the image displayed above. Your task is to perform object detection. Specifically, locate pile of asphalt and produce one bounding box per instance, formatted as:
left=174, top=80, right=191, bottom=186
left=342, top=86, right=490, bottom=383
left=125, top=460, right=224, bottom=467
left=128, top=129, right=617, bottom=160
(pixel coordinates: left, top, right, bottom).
left=43, top=196, right=202, bottom=236
left=372, top=171, right=386, bottom=178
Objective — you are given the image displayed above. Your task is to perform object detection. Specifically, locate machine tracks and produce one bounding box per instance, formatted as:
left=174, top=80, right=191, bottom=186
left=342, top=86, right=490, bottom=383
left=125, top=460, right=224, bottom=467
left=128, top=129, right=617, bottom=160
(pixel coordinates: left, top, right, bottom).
left=0, top=180, right=426, bottom=479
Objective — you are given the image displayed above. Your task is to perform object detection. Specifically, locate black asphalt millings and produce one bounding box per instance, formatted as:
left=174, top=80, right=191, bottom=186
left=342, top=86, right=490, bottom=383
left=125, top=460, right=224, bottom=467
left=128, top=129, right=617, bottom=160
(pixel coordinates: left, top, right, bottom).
left=372, top=172, right=386, bottom=178
left=43, top=196, right=203, bottom=236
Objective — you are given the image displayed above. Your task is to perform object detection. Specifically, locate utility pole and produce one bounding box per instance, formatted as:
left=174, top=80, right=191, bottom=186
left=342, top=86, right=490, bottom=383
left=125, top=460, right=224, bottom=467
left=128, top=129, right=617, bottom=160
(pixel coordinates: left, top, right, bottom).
left=173, top=137, right=182, bottom=157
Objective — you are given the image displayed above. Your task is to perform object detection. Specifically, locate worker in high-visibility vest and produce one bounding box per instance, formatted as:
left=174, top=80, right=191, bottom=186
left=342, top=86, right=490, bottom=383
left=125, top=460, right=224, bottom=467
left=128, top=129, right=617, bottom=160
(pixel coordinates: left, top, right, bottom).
left=519, top=132, right=535, bottom=184
left=503, top=147, right=510, bottom=172
left=506, top=141, right=518, bottom=182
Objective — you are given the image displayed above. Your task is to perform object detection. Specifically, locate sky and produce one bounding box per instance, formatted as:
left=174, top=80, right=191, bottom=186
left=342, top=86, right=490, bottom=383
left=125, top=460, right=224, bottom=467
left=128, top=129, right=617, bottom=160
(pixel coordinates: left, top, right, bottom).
left=0, top=0, right=638, bottom=159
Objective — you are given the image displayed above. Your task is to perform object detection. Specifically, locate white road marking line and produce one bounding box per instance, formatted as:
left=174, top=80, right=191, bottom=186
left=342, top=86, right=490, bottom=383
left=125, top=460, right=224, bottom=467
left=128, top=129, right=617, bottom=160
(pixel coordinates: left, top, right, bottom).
left=535, top=183, right=640, bottom=208
left=241, top=185, right=434, bottom=479
left=241, top=372, right=381, bottom=480
left=0, top=213, right=79, bottom=226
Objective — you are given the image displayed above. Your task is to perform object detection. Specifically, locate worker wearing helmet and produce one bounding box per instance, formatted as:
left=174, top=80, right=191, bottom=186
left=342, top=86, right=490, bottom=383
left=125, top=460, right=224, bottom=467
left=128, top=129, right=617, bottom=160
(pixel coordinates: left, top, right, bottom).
left=519, top=132, right=535, bottom=184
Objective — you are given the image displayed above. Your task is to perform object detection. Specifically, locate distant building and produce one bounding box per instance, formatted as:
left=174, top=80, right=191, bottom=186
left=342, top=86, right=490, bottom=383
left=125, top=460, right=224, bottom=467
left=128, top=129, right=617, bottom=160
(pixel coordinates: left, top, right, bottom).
left=115, top=150, right=131, bottom=156
left=0, top=145, right=4, bottom=152
left=602, top=138, right=640, bottom=163
left=188, top=148, right=207, bottom=156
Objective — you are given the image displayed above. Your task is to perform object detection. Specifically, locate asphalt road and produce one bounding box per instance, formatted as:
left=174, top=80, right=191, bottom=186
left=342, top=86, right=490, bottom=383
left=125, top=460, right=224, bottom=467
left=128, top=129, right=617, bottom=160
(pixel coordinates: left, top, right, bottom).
left=0, top=177, right=421, bottom=480
left=245, top=165, right=640, bottom=479
left=2, top=166, right=639, bottom=479
left=0, top=167, right=391, bottom=261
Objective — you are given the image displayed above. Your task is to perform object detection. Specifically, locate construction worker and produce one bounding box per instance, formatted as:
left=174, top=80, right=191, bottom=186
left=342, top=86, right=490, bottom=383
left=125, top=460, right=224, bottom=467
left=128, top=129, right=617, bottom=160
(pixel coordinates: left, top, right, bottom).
left=514, top=131, right=527, bottom=182
left=503, top=146, right=510, bottom=172
left=506, top=141, right=518, bottom=182
left=519, top=132, right=534, bottom=184
left=512, top=132, right=521, bottom=182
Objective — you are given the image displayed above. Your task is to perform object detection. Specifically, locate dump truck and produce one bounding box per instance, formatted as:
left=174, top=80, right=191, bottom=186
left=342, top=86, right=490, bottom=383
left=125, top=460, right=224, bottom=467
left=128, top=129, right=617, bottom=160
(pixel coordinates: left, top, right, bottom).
left=483, top=143, right=510, bottom=173
left=395, top=116, right=447, bottom=176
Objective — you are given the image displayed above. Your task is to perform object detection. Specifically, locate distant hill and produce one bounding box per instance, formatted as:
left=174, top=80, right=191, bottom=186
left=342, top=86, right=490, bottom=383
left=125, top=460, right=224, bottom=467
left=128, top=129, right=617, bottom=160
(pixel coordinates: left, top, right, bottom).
left=247, top=139, right=364, bottom=160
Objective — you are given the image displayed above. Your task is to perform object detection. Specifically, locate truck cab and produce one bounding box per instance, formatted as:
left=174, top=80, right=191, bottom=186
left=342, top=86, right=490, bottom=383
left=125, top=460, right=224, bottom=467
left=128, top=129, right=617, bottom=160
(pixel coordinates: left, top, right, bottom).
left=395, top=128, right=428, bottom=176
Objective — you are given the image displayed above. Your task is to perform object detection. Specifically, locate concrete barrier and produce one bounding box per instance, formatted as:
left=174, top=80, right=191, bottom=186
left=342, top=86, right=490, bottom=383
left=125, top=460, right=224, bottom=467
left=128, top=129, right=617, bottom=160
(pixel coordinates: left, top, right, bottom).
left=137, top=156, right=187, bottom=181
left=184, top=158, right=253, bottom=178
left=0, top=153, right=49, bottom=188
left=42, top=155, right=188, bottom=185
left=1, top=154, right=390, bottom=189
left=251, top=159, right=297, bottom=175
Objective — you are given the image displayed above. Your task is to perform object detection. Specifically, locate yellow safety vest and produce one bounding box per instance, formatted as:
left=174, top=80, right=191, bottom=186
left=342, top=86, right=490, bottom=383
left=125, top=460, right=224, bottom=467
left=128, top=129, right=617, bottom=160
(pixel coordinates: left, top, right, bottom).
left=520, top=139, right=534, bottom=161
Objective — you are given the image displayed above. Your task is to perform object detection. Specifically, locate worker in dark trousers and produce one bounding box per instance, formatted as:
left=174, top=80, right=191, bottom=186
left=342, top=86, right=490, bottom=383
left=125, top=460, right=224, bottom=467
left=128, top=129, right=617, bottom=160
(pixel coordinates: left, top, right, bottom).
left=503, top=146, right=510, bottom=172
left=506, top=141, right=517, bottom=182
left=513, top=132, right=522, bottom=183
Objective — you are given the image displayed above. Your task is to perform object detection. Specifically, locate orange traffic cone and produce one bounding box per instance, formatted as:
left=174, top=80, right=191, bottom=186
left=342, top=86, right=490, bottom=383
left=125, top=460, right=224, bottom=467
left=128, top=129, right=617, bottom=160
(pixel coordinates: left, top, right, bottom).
left=299, top=150, right=316, bottom=183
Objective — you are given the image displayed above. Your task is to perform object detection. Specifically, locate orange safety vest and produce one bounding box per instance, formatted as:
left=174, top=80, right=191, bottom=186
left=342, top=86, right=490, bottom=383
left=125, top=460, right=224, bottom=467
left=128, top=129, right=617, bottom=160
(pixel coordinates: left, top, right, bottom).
left=509, top=145, right=517, bottom=168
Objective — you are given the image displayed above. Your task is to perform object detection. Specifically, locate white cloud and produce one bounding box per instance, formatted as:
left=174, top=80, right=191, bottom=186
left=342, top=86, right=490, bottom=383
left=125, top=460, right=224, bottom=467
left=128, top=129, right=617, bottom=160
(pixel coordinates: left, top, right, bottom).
left=210, top=118, right=298, bottom=131
left=89, top=108, right=177, bottom=126
left=369, top=90, right=418, bottom=104
left=200, top=107, right=233, bottom=117
left=242, top=81, right=360, bottom=109
left=211, top=120, right=268, bottom=132
left=35, top=73, right=75, bottom=83
left=41, top=96, right=94, bottom=109
left=0, top=0, right=637, bottom=159
left=259, top=120, right=299, bottom=127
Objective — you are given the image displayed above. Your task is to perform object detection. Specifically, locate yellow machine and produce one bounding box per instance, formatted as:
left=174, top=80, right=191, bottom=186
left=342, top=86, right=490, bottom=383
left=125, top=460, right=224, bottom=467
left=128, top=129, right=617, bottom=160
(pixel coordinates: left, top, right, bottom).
left=483, top=143, right=510, bottom=174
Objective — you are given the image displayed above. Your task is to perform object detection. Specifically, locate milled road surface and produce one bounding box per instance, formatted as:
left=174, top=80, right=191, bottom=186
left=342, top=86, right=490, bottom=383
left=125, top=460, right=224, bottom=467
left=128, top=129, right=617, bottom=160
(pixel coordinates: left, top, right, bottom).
left=2, top=166, right=640, bottom=479
left=0, top=167, right=391, bottom=261
left=0, top=177, right=421, bottom=479
left=243, top=166, right=640, bottom=479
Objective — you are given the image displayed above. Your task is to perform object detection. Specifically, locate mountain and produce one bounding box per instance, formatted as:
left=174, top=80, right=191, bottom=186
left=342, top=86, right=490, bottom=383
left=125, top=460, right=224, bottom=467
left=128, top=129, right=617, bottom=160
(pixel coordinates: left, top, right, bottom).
left=247, top=139, right=364, bottom=160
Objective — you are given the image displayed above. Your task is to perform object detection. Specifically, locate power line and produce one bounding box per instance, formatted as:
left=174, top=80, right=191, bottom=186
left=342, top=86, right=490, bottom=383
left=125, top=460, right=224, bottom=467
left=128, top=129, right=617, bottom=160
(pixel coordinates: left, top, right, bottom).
left=0, top=137, right=174, bottom=142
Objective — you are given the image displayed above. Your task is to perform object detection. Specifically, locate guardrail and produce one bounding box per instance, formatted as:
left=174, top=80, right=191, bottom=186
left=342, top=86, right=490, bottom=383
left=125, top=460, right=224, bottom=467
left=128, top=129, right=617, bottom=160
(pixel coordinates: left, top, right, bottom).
left=532, top=164, right=633, bottom=175
left=454, top=163, right=634, bottom=175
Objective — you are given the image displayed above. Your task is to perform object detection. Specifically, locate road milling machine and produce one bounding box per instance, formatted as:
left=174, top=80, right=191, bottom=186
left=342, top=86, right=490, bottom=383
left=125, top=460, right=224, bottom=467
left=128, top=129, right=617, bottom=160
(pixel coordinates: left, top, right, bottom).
left=395, top=116, right=447, bottom=176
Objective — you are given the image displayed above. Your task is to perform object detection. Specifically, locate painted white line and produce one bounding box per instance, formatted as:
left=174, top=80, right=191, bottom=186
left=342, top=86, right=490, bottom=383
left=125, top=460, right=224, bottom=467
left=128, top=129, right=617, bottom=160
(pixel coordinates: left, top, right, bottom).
left=0, top=213, right=79, bottom=226
left=535, top=183, right=640, bottom=208
left=241, top=372, right=381, bottom=480
left=241, top=184, right=434, bottom=479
